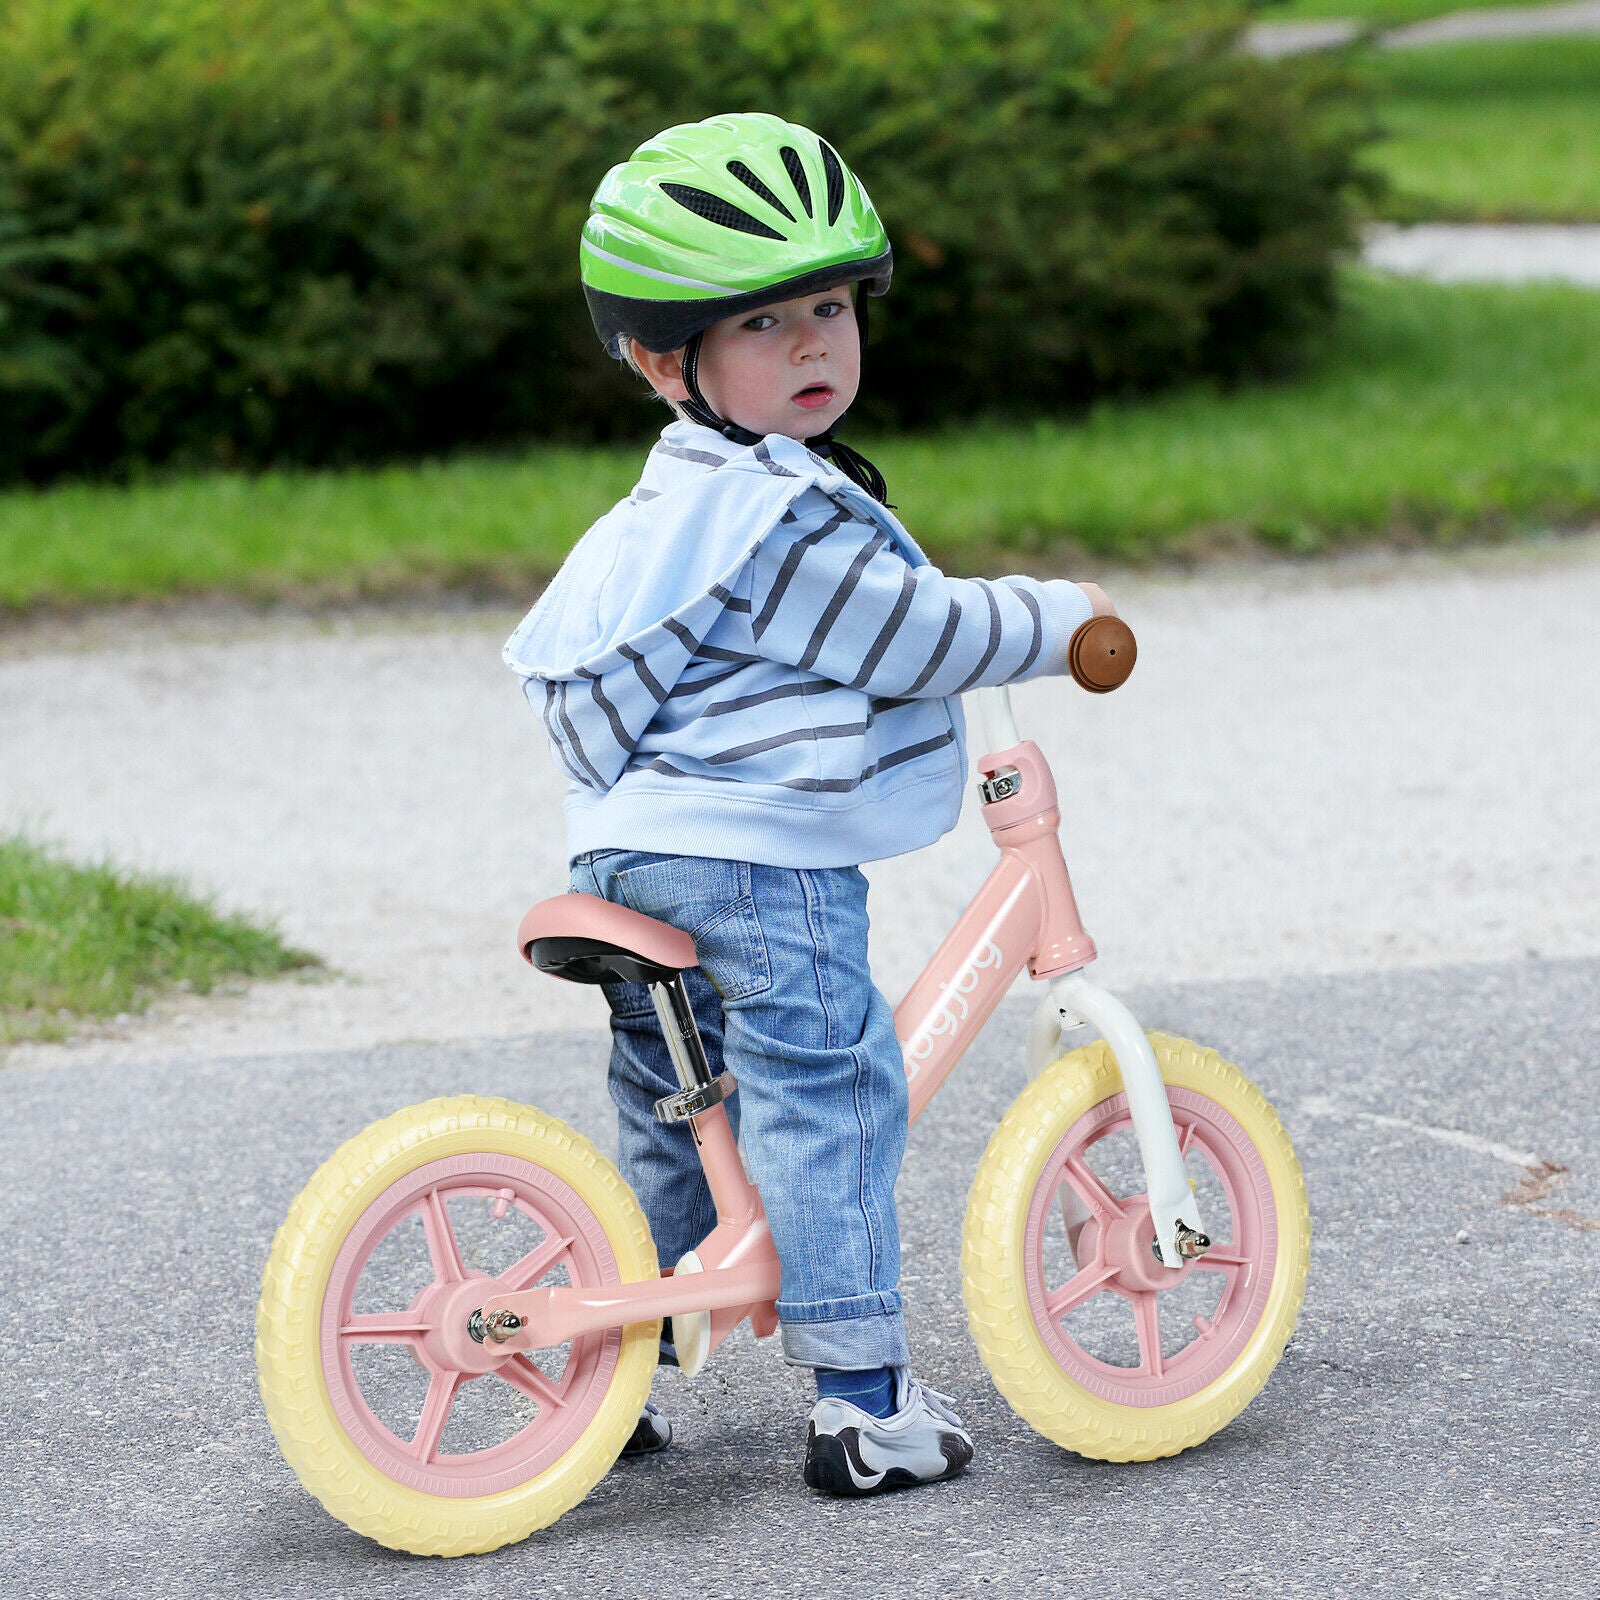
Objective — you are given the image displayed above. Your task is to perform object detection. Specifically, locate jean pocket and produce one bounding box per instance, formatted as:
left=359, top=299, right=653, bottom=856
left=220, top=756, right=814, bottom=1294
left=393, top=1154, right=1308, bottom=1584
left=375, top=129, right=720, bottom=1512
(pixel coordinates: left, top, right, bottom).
left=611, top=855, right=772, bottom=1004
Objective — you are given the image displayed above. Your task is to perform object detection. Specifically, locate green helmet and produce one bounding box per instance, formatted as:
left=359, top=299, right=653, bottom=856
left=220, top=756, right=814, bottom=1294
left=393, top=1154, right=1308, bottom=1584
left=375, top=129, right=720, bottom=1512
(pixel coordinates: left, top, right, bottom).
left=581, top=112, right=893, bottom=358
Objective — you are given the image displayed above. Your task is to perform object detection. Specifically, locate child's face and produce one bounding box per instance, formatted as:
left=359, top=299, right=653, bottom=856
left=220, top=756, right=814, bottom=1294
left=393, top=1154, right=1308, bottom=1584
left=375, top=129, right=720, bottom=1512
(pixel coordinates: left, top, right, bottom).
left=646, top=287, right=861, bottom=440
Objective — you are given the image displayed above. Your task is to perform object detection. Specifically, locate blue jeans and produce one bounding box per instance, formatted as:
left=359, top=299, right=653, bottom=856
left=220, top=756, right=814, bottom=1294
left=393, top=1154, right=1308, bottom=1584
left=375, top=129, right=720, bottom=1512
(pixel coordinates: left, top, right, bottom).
left=568, top=849, right=911, bottom=1370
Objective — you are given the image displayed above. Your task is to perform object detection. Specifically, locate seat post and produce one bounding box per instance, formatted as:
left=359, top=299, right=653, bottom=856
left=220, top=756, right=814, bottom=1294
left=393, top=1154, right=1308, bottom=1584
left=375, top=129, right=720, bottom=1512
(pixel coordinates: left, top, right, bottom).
left=648, top=974, right=713, bottom=1093
left=646, top=974, right=755, bottom=1224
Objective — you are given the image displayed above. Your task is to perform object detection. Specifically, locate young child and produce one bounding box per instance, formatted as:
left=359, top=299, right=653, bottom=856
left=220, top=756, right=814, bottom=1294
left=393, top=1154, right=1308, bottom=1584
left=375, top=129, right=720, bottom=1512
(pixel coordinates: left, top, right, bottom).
left=504, top=112, right=1114, bottom=1496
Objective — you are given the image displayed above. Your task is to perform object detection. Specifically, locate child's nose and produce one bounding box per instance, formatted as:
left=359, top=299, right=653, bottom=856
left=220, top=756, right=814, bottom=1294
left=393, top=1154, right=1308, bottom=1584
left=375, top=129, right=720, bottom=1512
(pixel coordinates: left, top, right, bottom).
left=793, top=325, right=829, bottom=362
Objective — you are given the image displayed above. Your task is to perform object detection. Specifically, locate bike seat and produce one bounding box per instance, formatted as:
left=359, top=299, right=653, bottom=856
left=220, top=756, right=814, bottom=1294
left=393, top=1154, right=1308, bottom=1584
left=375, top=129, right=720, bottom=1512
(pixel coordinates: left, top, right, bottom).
left=517, top=893, right=698, bottom=987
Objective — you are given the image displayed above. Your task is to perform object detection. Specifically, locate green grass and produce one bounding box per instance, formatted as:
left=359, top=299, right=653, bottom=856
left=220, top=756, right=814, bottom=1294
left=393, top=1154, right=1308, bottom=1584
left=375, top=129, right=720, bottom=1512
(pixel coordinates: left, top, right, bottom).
left=1368, top=37, right=1600, bottom=221
left=1263, top=0, right=1565, bottom=24
left=0, top=835, right=319, bottom=1045
left=1, top=273, right=1598, bottom=604
left=0, top=448, right=639, bottom=610
left=882, top=275, right=1600, bottom=562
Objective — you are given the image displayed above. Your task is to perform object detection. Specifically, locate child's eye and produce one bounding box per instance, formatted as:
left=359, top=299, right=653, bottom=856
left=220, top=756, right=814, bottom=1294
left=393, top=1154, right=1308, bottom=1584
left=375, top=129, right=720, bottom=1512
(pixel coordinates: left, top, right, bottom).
left=815, top=299, right=848, bottom=318
left=742, top=313, right=778, bottom=331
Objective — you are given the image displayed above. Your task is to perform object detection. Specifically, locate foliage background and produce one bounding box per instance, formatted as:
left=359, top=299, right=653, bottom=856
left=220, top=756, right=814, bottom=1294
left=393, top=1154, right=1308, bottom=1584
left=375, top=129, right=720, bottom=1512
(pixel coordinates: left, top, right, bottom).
left=0, top=0, right=1372, bottom=483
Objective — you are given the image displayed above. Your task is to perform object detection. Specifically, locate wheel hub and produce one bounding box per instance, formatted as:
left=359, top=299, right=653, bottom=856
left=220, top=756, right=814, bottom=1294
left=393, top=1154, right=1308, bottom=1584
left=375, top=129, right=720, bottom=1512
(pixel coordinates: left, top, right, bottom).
left=1100, top=1201, right=1194, bottom=1293
left=416, top=1273, right=508, bottom=1375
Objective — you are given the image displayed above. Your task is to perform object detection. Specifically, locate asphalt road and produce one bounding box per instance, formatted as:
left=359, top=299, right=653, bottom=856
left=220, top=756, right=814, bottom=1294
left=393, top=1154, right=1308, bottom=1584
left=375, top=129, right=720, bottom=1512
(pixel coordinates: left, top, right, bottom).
left=2, top=955, right=1596, bottom=1599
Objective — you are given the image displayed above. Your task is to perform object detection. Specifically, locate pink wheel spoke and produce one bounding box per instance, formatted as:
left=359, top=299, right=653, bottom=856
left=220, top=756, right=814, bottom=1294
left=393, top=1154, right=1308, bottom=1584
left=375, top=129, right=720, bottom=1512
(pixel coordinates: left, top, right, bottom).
left=1132, top=1291, right=1165, bottom=1380
left=411, top=1370, right=465, bottom=1463
left=496, top=1232, right=574, bottom=1293
left=317, top=1150, right=629, bottom=1495
left=1063, top=1157, right=1126, bottom=1228
left=494, top=1353, right=568, bottom=1412
left=1196, top=1248, right=1253, bottom=1314
left=339, top=1313, right=429, bottom=1344
left=1044, top=1259, right=1119, bottom=1321
left=420, top=1187, right=467, bottom=1284
left=1022, top=1086, right=1283, bottom=1407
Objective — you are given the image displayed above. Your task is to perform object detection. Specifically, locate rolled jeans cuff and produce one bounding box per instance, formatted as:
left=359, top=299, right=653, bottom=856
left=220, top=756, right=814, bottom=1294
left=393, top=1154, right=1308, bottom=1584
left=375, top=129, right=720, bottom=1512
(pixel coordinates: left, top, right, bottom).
left=777, top=1294, right=911, bottom=1370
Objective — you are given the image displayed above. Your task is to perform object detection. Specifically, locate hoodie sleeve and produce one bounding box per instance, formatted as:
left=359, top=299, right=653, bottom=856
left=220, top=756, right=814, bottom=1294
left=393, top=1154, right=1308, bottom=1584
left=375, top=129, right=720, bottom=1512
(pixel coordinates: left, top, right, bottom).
left=746, top=488, right=1094, bottom=698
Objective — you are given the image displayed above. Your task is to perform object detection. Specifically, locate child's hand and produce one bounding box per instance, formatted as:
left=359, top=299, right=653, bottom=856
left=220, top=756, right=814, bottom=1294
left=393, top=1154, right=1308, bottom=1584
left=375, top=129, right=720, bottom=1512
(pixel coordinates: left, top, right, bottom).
left=1077, top=582, right=1117, bottom=619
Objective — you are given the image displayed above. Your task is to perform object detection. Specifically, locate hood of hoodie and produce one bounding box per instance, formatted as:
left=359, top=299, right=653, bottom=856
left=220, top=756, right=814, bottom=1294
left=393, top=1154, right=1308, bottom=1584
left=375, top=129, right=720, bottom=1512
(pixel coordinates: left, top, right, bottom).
left=506, top=422, right=933, bottom=679
left=502, top=421, right=927, bottom=790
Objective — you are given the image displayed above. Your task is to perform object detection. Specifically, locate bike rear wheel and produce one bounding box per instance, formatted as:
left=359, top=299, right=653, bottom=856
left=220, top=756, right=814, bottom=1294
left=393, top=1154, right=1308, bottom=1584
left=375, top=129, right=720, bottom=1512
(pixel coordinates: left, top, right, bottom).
left=963, top=1033, right=1308, bottom=1461
left=256, top=1095, right=658, bottom=1555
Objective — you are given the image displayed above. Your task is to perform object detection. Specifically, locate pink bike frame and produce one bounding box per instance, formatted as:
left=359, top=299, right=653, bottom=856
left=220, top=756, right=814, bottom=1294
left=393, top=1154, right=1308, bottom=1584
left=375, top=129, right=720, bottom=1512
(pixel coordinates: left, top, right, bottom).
left=482, top=712, right=1203, bottom=1365
left=896, top=737, right=1096, bottom=1124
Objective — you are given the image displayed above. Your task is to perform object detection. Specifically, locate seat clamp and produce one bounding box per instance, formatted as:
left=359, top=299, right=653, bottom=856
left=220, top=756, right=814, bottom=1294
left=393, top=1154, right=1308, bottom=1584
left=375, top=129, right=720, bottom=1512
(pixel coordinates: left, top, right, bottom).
left=654, top=1073, right=737, bottom=1124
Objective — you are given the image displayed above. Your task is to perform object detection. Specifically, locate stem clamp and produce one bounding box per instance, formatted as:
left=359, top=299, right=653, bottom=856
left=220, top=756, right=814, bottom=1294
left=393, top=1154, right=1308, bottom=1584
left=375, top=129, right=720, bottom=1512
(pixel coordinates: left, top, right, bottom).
left=978, top=767, right=1022, bottom=805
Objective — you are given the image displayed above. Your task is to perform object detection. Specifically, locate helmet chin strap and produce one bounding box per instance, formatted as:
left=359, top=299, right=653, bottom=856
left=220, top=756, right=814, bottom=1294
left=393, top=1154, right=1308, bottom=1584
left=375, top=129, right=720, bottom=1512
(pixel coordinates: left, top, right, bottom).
left=678, top=333, right=760, bottom=445
left=676, top=297, right=891, bottom=507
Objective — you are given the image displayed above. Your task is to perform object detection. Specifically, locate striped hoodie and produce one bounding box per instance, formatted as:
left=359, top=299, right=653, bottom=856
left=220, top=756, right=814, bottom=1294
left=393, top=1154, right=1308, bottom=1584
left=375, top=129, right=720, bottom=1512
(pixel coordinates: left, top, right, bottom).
left=504, top=421, right=1094, bottom=868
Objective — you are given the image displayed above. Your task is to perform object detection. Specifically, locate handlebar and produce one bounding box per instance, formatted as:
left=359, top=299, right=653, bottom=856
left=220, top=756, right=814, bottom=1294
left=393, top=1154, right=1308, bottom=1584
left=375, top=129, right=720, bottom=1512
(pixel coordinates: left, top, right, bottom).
left=974, top=615, right=1137, bottom=754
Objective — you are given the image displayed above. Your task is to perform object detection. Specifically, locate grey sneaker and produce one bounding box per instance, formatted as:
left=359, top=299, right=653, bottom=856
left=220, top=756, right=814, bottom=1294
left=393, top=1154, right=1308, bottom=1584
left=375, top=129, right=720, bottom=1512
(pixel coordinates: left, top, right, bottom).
left=619, top=1399, right=672, bottom=1458
left=803, top=1370, right=974, bottom=1496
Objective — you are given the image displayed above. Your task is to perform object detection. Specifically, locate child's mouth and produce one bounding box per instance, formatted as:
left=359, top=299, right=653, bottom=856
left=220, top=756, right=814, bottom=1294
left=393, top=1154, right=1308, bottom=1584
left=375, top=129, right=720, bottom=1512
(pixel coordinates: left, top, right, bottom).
left=792, top=383, right=835, bottom=411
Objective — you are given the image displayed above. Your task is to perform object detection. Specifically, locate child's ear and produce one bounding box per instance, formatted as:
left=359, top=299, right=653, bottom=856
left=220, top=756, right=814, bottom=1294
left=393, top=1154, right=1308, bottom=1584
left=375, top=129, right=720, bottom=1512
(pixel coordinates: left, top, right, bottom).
left=630, top=342, right=691, bottom=403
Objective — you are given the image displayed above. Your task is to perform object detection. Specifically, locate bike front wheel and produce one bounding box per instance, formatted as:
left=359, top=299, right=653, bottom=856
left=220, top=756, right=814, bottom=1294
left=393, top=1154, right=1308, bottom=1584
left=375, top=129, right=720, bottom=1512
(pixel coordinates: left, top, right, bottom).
left=256, top=1095, right=659, bottom=1555
left=962, top=1033, right=1308, bottom=1461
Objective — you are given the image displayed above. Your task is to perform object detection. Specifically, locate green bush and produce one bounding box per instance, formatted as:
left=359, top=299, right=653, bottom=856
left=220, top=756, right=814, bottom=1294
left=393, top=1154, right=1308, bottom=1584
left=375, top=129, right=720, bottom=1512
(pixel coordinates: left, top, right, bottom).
left=0, top=0, right=1372, bottom=482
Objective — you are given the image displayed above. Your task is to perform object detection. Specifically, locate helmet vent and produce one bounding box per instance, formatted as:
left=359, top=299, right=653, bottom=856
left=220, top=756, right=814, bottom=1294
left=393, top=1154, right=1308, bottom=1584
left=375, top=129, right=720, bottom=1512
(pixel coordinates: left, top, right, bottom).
left=727, top=160, right=795, bottom=223
left=661, top=182, right=786, bottom=240
left=780, top=146, right=813, bottom=218
left=819, top=140, right=846, bottom=225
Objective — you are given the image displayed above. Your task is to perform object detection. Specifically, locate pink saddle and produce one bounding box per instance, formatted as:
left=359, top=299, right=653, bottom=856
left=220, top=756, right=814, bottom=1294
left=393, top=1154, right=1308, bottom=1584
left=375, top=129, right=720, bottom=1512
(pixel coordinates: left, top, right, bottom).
left=518, top=893, right=698, bottom=987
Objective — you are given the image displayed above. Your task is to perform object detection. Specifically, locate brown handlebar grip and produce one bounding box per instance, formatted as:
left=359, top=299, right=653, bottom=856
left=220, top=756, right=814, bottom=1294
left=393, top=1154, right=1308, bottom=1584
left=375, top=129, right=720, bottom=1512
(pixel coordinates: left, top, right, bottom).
left=1067, top=615, right=1137, bottom=693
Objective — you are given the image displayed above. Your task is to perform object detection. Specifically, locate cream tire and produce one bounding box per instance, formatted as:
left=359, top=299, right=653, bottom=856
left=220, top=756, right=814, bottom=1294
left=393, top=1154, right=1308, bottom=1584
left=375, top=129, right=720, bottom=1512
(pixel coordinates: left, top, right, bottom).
left=962, top=1033, right=1309, bottom=1461
left=256, top=1095, right=658, bottom=1555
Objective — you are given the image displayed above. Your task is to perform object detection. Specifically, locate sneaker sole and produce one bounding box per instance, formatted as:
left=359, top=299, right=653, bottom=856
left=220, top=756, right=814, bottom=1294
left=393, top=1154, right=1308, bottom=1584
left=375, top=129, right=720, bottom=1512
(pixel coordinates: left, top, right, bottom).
left=803, top=1428, right=971, bottom=1498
